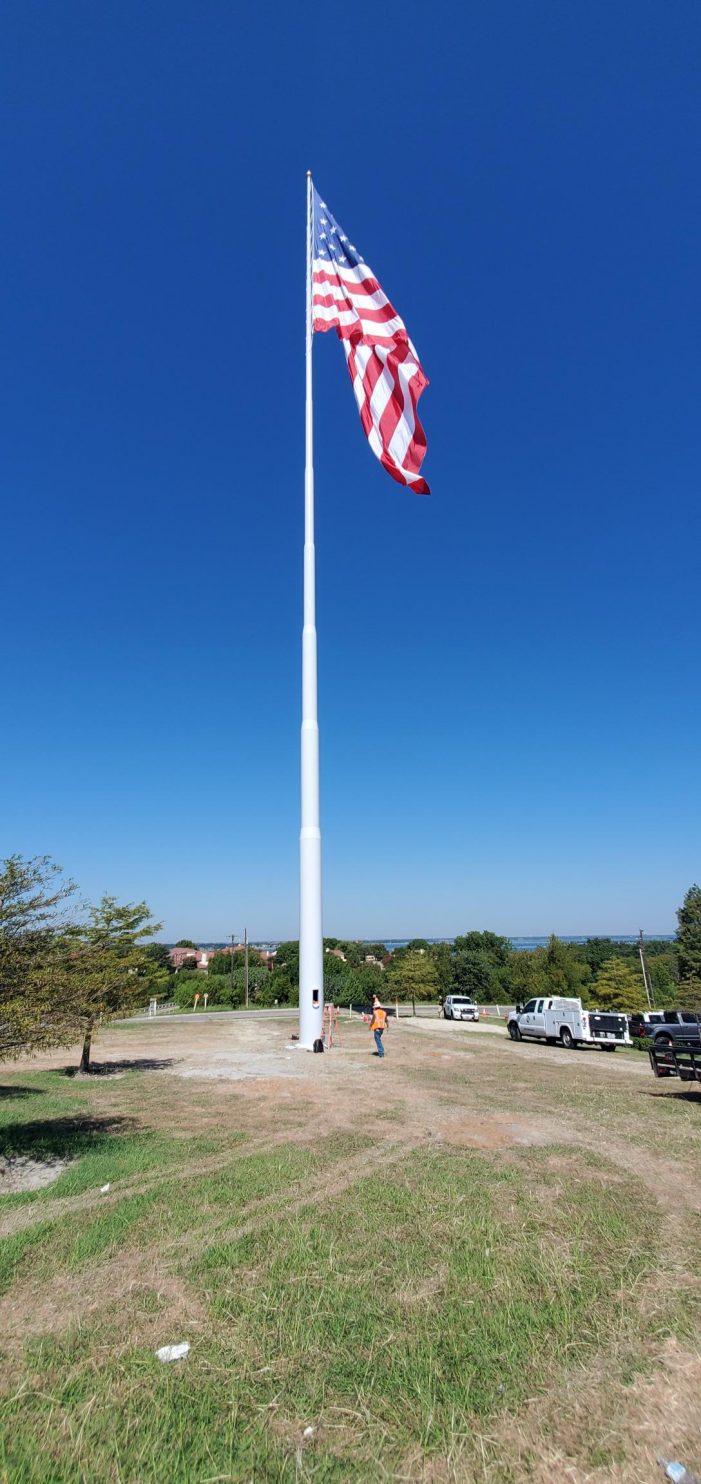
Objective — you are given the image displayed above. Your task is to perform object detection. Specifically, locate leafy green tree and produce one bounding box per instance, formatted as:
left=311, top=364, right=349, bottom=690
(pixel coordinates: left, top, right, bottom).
left=67, top=897, right=162, bottom=1072
left=451, top=950, right=493, bottom=1002
left=509, top=950, right=550, bottom=1004
left=648, top=954, right=678, bottom=1008
left=322, top=953, right=356, bottom=1005
left=537, top=936, right=591, bottom=1001
left=175, top=939, right=197, bottom=949
left=208, top=952, right=233, bottom=976
left=591, top=958, right=646, bottom=1013
left=145, top=942, right=173, bottom=975
left=0, top=855, right=78, bottom=1057
left=428, top=941, right=453, bottom=996
left=173, top=972, right=209, bottom=1008
left=269, top=941, right=299, bottom=1003
left=386, top=949, right=439, bottom=1006
left=453, top=931, right=511, bottom=967
left=406, top=938, right=430, bottom=952
left=677, top=884, right=701, bottom=984
left=578, top=938, right=620, bottom=975
left=339, top=940, right=364, bottom=967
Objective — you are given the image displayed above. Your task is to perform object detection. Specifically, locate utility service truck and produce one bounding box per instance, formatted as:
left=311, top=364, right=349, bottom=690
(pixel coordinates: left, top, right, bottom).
left=507, top=996, right=630, bottom=1050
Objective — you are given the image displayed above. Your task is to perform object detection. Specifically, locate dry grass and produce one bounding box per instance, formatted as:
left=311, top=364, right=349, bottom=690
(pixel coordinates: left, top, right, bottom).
left=0, top=1015, right=699, bottom=1481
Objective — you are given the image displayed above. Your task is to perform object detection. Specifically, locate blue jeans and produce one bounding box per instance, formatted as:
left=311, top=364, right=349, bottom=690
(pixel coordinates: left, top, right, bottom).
left=374, top=1029, right=385, bottom=1057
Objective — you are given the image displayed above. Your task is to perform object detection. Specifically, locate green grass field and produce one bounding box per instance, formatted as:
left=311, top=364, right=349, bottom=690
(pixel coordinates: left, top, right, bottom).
left=0, top=1021, right=699, bottom=1482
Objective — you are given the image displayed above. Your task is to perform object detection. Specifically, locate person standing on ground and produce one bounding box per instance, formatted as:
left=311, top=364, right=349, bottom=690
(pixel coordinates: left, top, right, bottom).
left=370, top=995, right=388, bottom=1058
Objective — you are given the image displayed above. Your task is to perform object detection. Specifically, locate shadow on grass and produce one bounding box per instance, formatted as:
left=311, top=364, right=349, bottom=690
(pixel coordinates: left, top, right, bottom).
left=640, top=1088, right=701, bottom=1104
left=0, top=1115, right=138, bottom=1162
left=63, top=1058, right=175, bottom=1077
left=0, top=1086, right=45, bottom=1101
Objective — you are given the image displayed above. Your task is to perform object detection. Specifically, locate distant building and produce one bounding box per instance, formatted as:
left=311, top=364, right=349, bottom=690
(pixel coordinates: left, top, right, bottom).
left=169, top=947, right=213, bottom=971
left=170, top=947, right=198, bottom=970
left=169, top=944, right=275, bottom=972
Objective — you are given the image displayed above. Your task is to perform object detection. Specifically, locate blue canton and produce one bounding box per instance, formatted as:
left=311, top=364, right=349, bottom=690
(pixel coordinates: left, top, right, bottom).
left=313, top=185, right=364, bottom=268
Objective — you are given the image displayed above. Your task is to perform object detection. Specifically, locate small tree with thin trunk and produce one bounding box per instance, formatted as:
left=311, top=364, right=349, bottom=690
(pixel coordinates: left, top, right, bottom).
left=386, top=949, right=439, bottom=1012
left=68, top=897, right=162, bottom=1072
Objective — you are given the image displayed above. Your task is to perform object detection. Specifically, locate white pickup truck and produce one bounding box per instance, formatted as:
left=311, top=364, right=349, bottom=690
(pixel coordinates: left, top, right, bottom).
left=507, top=996, right=630, bottom=1051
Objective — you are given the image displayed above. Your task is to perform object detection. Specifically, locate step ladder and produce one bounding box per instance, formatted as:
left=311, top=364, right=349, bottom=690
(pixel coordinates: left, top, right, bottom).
left=322, top=1002, right=341, bottom=1049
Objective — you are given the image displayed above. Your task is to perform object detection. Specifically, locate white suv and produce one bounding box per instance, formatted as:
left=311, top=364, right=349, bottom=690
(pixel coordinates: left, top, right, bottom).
left=443, top=995, right=480, bottom=1022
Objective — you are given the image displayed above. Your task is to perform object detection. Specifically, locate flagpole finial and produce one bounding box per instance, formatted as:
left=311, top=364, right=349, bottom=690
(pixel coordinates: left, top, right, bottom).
left=306, top=169, right=312, bottom=177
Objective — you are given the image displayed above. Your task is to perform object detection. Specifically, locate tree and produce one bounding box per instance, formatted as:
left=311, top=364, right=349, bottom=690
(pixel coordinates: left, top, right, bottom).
left=453, top=932, right=511, bottom=967
left=428, top=941, right=453, bottom=996
left=386, top=949, right=438, bottom=1007
left=509, top=950, right=550, bottom=1004
left=537, top=936, right=591, bottom=1001
left=270, top=941, right=299, bottom=1003
left=648, top=954, right=678, bottom=1008
left=209, top=952, right=233, bottom=976
left=175, top=939, right=197, bottom=949
left=578, top=938, right=619, bottom=975
left=0, top=855, right=78, bottom=1057
left=591, top=958, right=646, bottom=1014
left=451, top=950, right=493, bottom=1002
left=67, top=897, right=162, bottom=1072
left=145, top=942, right=173, bottom=975
left=677, top=885, right=701, bottom=984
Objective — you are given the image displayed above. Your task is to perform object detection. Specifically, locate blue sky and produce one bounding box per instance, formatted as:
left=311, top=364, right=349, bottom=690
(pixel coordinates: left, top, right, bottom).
left=2, top=1, right=699, bottom=941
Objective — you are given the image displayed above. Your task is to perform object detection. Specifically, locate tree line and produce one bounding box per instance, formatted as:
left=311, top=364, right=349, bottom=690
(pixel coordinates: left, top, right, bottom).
left=172, top=889, right=701, bottom=1017
left=3, top=851, right=701, bottom=1066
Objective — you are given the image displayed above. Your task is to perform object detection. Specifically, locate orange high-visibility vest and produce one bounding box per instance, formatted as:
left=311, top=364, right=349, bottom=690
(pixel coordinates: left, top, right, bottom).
left=371, top=1006, right=387, bottom=1031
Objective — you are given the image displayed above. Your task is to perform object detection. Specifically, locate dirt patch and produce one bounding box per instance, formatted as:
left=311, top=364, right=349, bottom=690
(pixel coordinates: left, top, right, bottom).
left=0, top=1248, right=206, bottom=1361
left=482, top=1335, right=701, bottom=1484
left=0, top=1155, right=70, bottom=1193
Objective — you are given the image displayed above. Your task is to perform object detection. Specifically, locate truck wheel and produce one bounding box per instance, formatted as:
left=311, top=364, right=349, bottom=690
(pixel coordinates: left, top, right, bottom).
left=443, top=1010, right=449, bottom=1019
left=655, top=1034, right=673, bottom=1047
left=560, top=1027, right=574, bottom=1049
left=601, top=1043, right=617, bottom=1052
left=508, top=1022, right=521, bottom=1041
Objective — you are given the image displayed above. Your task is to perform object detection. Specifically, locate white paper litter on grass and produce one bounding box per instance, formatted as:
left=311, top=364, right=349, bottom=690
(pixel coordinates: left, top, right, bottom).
left=156, top=1342, right=190, bottom=1363
left=100, top=1183, right=110, bottom=1194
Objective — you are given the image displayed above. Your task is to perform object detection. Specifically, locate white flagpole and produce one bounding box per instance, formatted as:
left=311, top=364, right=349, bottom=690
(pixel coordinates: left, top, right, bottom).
left=299, top=169, right=324, bottom=1047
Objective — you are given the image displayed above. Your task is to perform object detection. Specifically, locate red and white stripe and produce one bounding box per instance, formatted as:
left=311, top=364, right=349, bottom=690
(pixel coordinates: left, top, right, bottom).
left=312, top=257, right=430, bottom=494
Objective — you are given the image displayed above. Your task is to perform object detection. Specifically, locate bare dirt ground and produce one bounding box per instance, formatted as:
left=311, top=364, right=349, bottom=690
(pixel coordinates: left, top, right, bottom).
left=4, top=1013, right=701, bottom=1482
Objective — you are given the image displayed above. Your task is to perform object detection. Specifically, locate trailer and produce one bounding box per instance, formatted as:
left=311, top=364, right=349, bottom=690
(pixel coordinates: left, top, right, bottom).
left=648, top=1043, right=701, bottom=1084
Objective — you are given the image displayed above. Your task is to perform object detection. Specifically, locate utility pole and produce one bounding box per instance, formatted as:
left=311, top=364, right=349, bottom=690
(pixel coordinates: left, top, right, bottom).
left=639, top=929, right=653, bottom=1009
left=244, top=927, right=249, bottom=1008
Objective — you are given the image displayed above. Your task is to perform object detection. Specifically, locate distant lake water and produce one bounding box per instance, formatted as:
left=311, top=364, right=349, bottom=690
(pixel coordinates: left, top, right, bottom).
left=190, top=934, right=675, bottom=953
left=382, top=935, right=674, bottom=952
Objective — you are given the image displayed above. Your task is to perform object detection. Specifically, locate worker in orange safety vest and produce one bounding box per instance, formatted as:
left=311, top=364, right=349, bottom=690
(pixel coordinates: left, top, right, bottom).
left=370, top=995, right=388, bottom=1058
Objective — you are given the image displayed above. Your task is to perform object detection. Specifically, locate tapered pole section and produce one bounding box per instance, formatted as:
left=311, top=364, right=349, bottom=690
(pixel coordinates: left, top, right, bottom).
left=299, top=170, right=324, bottom=1047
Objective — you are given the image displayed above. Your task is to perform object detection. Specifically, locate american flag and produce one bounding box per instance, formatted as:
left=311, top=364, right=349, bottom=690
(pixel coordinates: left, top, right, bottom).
left=311, top=185, right=430, bottom=495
